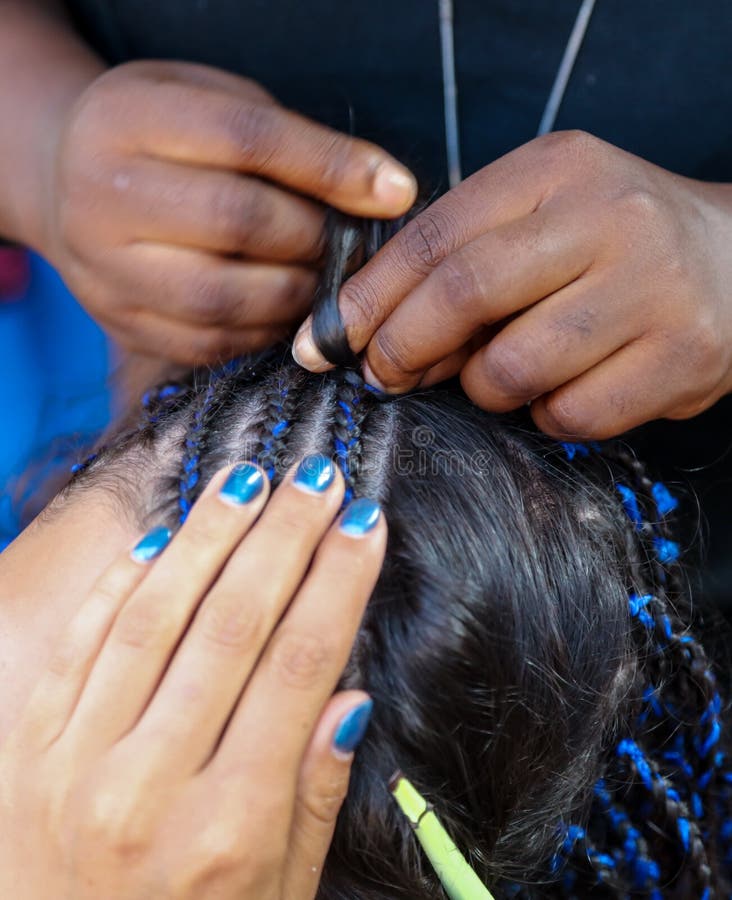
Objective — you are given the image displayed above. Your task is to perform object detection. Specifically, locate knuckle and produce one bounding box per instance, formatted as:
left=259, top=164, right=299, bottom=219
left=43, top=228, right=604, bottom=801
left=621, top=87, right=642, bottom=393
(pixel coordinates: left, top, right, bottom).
left=529, top=129, right=597, bottom=174
left=433, top=253, right=486, bottom=317
left=46, top=638, right=85, bottom=681
left=264, top=504, right=313, bottom=544
left=195, top=828, right=246, bottom=875
left=270, top=630, right=331, bottom=690
left=185, top=276, right=236, bottom=325
left=220, top=101, right=275, bottom=167
left=339, top=277, right=382, bottom=335
left=402, top=210, right=454, bottom=273
left=310, top=133, right=355, bottom=197
left=178, top=516, right=221, bottom=551
left=615, top=187, right=664, bottom=223
left=480, top=340, right=541, bottom=399
left=114, top=600, right=177, bottom=651
left=676, top=318, right=726, bottom=386
left=186, top=327, right=232, bottom=364
left=542, top=393, right=592, bottom=438
left=668, top=396, right=713, bottom=420
left=209, top=184, right=263, bottom=248
left=82, top=787, right=150, bottom=861
left=198, top=598, right=262, bottom=653
left=299, top=769, right=350, bottom=827
left=371, top=329, right=416, bottom=380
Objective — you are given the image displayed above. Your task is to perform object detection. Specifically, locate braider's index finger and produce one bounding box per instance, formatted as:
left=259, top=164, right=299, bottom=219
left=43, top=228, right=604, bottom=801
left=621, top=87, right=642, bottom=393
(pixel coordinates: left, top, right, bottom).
left=127, top=79, right=417, bottom=217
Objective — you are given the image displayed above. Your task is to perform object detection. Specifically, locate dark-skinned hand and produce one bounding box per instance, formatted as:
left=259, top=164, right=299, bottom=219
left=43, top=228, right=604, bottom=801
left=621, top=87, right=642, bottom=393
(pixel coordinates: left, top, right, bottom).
left=294, top=131, right=732, bottom=439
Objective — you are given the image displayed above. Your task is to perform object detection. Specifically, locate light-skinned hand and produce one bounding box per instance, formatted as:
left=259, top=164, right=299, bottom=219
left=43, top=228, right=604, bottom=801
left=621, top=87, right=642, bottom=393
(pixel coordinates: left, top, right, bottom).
left=0, top=458, right=386, bottom=899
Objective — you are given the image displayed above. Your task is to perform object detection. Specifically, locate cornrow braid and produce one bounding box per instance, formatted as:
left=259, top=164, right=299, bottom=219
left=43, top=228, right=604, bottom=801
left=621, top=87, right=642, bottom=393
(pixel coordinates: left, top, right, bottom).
left=177, top=369, right=225, bottom=524
left=332, top=369, right=376, bottom=504
left=141, top=382, right=190, bottom=428
left=252, top=367, right=306, bottom=481
left=71, top=378, right=193, bottom=478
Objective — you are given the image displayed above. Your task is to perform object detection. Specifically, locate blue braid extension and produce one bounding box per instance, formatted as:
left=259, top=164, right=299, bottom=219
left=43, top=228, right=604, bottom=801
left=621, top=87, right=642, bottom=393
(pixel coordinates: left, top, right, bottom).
left=593, top=778, right=662, bottom=897
left=141, top=383, right=185, bottom=425
left=178, top=375, right=221, bottom=524
left=333, top=370, right=369, bottom=506
left=616, top=738, right=711, bottom=899
left=71, top=381, right=190, bottom=475
left=257, top=383, right=290, bottom=481
left=550, top=823, right=621, bottom=892
left=628, top=593, right=724, bottom=795
left=70, top=451, right=100, bottom=475
left=558, top=443, right=726, bottom=892
left=559, top=441, right=602, bottom=461
left=334, top=398, right=358, bottom=504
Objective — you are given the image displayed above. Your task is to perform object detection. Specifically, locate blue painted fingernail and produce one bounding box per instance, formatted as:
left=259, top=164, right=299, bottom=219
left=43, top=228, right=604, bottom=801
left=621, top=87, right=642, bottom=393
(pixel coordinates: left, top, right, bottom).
left=131, top=526, right=172, bottom=563
left=340, top=498, right=381, bottom=536
left=220, top=463, right=265, bottom=505
left=333, top=699, right=373, bottom=754
left=294, top=454, right=336, bottom=493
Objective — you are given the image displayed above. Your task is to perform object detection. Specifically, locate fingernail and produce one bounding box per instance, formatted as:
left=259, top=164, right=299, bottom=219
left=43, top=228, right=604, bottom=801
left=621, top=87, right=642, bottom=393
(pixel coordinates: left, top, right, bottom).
left=361, top=361, right=387, bottom=393
left=292, top=323, right=330, bottom=372
left=220, top=463, right=265, bottom=505
left=340, top=498, right=381, bottom=536
left=294, top=454, right=336, bottom=493
left=373, top=162, right=417, bottom=208
left=131, top=525, right=172, bottom=563
left=333, top=698, right=373, bottom=755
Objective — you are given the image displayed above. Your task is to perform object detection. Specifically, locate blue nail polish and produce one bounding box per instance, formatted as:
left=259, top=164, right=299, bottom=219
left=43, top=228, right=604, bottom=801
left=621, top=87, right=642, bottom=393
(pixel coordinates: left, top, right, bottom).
left=131, top=526, right=172, bottom=563
left=340, top=498, right=381, bottom=536
left=333, top=699, right=373, bottom=754
left=220, top=463, right=265, bottom=505
left=294, top=455, right=336, bottom=493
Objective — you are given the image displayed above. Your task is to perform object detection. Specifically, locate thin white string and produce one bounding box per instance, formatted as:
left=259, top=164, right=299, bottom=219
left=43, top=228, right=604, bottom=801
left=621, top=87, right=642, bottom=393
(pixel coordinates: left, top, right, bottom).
left=439, top=0, right=462, bottom=188
left=537, top=0, right=598, bottom=137
left=439, top=0, right=599, bottom=184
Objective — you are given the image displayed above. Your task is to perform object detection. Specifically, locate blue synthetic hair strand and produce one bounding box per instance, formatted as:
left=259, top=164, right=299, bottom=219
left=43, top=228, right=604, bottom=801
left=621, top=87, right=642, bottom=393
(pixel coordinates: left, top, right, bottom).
left=553, top=439, right=730, bottom=898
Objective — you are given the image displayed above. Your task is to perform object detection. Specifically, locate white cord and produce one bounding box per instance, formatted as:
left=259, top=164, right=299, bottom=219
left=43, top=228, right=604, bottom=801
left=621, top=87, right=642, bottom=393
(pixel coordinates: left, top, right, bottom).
left=537, top=0, right=598, bottom=136
left=439, top=0, right=462, bottom=189
left=439, top=0, right=599, bottom=184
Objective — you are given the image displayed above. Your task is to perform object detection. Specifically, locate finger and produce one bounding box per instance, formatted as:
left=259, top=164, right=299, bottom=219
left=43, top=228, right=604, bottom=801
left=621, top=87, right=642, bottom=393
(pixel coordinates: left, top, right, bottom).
left=110, top=312, right=289, bottom=366
left=358, top=200, right=597, bottom=392
left=459, top=274, right=645, bottom=412
left=11, top=528, right=169, bottom=750
left=212, top=498, right=386, bottom=788
left=132, top=457, right=346, bottom=773
left=292, top=137, right=563, bottom=372
left=95, top=156, right=327, bottom=263
left=418, top=327, right=494, bottom=389
left=284, top=691, right=372, bottom=900
left=130, top=60, right=277, bottom=104
left=528, top=335, right=718, bottom=440
left=65, top=462, right=270, bottom=750
left=115, top=77, right=417, bottom=217
left=107, top=242, right=317, bottom=329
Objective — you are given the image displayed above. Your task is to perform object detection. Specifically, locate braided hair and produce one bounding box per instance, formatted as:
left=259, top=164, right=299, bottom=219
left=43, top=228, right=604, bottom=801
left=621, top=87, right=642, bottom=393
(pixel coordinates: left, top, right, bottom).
left=65, top=217, right=732, bottom=900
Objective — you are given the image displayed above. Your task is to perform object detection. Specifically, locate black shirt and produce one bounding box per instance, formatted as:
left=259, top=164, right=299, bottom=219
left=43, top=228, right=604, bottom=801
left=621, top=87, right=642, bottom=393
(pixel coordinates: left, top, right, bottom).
left=62, top=0, right=732, bottom=601
left=65, top=1, right=732, bottom=189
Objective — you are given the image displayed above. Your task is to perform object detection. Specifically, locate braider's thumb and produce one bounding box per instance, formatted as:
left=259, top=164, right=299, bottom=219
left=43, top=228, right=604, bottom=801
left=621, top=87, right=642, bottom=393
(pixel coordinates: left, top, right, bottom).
left=283, top=691, right=373, bottom=899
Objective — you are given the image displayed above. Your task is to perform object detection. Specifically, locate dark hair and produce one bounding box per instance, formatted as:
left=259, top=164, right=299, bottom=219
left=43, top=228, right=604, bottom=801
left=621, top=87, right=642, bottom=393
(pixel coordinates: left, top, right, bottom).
left=66, top=217, right=732, bottom=899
